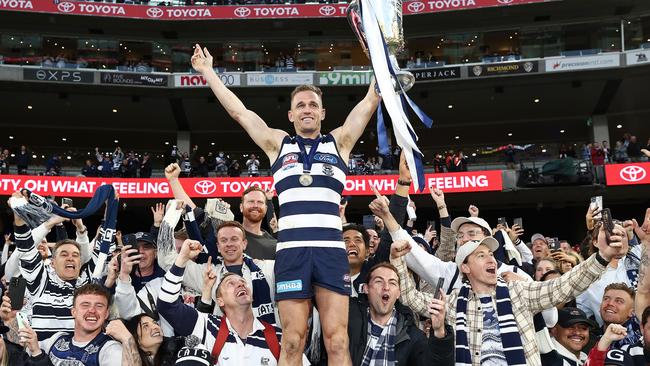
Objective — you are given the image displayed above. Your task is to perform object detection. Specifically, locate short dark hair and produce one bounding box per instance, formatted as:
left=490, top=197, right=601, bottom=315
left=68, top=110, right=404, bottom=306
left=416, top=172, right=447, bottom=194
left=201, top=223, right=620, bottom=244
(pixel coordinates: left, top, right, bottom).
left=604, top=282, right=635, bottom=300
left=216, top=221, right=246, bottom=240
left=241, top=186, right=266, bottom=201
left=53, top=239, right=81, bottom=257
left=540, top=270, right=561, bottom=281
left=366, top=262, right=400, bottom=286
left=290, top=84, right=323, bottom=105
left=342, top=223, right=370, bottom=248
left=73, top=283, right=111, bottom=307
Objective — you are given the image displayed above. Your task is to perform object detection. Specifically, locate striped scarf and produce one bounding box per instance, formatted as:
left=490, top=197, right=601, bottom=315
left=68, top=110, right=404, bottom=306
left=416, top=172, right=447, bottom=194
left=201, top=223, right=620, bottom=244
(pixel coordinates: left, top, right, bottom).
left=455, top=279, right=526, bottom=366
left=361, top=309, right=397, bottom=366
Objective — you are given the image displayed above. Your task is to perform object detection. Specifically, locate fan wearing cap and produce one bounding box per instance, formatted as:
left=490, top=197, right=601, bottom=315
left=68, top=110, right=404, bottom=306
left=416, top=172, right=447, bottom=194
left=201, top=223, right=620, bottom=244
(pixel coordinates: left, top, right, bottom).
left=391, top=222, right=627, bottom=366
left=548, top=307, right=597, bottom=365
left=121, top=232, right=166, bottom=293
left=157, top=238, right=310, bottom=365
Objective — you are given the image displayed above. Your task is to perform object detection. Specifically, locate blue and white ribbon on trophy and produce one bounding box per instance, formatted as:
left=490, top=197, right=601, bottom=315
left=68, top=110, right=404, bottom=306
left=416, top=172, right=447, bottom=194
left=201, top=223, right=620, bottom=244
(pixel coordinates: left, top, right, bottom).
left=359, top=0, right=432, bottom=192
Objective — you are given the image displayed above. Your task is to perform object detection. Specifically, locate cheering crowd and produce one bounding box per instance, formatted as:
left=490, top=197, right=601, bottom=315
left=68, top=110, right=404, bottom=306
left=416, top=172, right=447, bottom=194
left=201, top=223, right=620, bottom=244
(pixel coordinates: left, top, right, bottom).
left=0, top=157, right=649, bottom=366
left=1, top=43, right=650, bottom=366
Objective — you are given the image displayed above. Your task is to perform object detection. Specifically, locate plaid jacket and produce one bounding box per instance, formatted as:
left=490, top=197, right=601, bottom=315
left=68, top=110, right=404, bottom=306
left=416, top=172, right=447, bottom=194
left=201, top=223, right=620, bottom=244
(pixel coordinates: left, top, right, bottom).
left=392, top=254, right=607, bottom=366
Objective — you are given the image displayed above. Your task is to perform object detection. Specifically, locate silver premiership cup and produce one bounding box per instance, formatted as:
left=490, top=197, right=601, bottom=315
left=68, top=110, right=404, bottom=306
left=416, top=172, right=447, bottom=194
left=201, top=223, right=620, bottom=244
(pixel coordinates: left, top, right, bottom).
left=347, top=0, right=415, bottom=93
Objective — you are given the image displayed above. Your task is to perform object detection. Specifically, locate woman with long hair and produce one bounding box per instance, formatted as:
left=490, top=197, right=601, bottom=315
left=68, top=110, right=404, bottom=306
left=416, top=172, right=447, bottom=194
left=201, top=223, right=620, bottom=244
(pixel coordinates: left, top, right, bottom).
left=126, top=313, right=180, bottom=366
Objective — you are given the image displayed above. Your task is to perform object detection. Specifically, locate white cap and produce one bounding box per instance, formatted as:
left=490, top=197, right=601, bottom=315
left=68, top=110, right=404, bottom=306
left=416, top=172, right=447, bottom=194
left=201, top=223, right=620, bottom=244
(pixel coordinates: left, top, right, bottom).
left=451, top=216, right=491, bottom=234
left=455, top=237, right=499, bottom=269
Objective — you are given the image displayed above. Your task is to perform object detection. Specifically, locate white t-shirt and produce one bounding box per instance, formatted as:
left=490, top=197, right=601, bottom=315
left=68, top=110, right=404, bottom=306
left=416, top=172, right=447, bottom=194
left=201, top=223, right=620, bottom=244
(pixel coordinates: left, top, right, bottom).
left=39, top=331, right=123, bottom=366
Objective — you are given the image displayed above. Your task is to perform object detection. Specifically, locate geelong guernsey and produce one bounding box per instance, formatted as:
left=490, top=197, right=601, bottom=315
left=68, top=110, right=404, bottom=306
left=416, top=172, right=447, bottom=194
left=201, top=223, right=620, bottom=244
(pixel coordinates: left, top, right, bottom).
left=271, top=134, right=348, bottom=252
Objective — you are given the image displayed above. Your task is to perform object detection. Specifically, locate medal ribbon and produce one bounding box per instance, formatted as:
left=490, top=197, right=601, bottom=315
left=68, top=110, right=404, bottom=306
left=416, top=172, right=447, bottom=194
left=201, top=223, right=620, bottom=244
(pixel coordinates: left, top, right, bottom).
left=295, top=135, right=322, bottom=174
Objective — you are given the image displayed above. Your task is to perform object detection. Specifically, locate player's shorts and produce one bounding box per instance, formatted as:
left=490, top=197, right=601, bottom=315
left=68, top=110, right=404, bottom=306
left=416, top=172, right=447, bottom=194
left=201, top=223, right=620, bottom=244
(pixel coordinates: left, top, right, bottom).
left=274, top=246, right=351, bottom=300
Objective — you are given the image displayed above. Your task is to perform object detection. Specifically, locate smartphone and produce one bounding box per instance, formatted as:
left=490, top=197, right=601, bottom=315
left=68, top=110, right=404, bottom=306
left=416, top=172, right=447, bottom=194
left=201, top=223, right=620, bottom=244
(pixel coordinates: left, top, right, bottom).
left=548, top=238, right=561, bottom=251
left=8, top=276, right=27, bottom=310
left=406, top=200, right=417, bottom=221
left=61, top=197, right=73, bottom=207
left=16, top=312, right=28, bottom=330
left=432, top=277, right=445, bottom=299
left=363, top=215, right=376, bottom=229
left=427, top=220, right=436, bottom=230
left=591, top=196, right=603, bottom=219
left=497, top=217, right=508, bottom=227
left=121, top=234, right=140, bottom=253
left=602, top=208, right=614, bottom=238
left=513, top=217, right=523, bottom=230
left=340, top=196, right=350, bottom=205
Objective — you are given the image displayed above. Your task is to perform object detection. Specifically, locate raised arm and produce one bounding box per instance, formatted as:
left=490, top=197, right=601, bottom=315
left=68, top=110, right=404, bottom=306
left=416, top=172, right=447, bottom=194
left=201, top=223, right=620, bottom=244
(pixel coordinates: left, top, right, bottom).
left=634, top=209, right=650, bottom=322
left=330, top=80, right=381, bottom=160
left=192, top=44, right=287, bottom=159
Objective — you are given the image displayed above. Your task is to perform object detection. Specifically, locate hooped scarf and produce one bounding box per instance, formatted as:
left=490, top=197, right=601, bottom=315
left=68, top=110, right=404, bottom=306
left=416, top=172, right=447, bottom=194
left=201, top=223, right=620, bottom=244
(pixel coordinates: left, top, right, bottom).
left=10, top=186, right=118, bottom=280
left=360, top=309, right=397, bottom=366
left=455, top=279, right=526, bottom=366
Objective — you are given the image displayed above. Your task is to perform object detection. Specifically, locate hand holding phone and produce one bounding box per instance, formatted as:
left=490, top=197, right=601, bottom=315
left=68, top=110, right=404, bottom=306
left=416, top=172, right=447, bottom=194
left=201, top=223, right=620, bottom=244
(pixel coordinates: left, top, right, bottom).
left=602, top=208, right=615, bottom=244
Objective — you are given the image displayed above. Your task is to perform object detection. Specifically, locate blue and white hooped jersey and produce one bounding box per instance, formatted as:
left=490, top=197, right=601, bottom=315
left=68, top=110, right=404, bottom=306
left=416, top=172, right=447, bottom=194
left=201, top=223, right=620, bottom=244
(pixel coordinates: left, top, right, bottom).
left=271, top=134, right=348, bottom=251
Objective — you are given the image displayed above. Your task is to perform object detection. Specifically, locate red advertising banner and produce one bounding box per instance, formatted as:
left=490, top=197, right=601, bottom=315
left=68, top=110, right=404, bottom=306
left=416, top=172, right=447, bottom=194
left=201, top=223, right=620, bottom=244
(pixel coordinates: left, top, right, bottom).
left=0, top=170, right=502, bottom=198
left=0, top=0, right=555, bottom=20
left=605, top=163, right=650, bottom=186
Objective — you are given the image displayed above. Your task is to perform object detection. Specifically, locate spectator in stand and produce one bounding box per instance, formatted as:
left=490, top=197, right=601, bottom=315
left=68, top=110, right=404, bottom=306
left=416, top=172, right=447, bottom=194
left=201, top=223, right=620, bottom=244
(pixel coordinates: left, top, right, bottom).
left=595, top=283, right=641, bottom=348
left=124, top=313, right=180, bottom=366
left=81, top=159, right=98, bottom=177
left=126, top=151, right=139, bottom=178
left=433, top=154, right=446, bottom=173
left=42, top=55, right=54, bottom=67
left=591, top=142, right=606, bottom=183
left=98, top=153, right=113, bottom=177
left=628, top=135, right=643, bottom=162
left=246, top=153, right=260, bottom=177
left=581, top=142, right=592, bottom=161
left=602, top=140, right=610, bottom=163
left=504, top=144, right=516, bottom=169
left=0, top=150, right=9, bottom=174
left=15, top=145, right=30, bottom=175
left=215, top=151, right=228, bottom=177
left=179, top=152, right=192, bottom=177
left=44, top=154, right=62, bottom=176
left=228, top=159, right=241, bottom=177
left=285, top=55, right=295, bottom=69
left=139, top=153, right=152, bottom=178
left=559, top=144, right=571, bottom=159
left=112, top=146, right=125, bottom=174
left=614, top=140, right=629, bottom=163
left=55, top=53, right=66, bottom=68
left=195, top=156, right=210, bottom=177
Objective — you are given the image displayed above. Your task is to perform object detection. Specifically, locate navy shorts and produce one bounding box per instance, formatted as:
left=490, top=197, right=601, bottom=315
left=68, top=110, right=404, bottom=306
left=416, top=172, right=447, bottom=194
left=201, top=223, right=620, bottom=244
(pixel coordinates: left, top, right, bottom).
left=274, top=246, right=351, bottom=300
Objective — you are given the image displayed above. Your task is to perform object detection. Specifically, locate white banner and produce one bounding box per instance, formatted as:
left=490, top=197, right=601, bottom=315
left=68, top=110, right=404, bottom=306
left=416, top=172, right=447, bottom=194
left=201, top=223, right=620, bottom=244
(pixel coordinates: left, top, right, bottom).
left=545, top=53, right=620, bottom=72
left=246, top=72, right=314, bottom=86
left=625, top=49, right=650, bottom=66
left=174, top=73, right=241, bottom=88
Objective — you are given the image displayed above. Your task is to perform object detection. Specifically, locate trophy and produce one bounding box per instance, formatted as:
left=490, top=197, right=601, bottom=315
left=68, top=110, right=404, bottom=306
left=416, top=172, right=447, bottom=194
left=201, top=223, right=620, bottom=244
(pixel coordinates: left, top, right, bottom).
left=347, top=0, right=415, bottom=93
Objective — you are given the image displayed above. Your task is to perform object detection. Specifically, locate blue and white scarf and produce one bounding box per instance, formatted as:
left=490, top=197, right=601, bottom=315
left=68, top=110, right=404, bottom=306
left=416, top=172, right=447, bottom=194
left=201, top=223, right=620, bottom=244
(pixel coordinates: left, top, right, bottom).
left=11, top=186, right=118, bottom=280
left=455, top=279, right=526, bottom=366
left=361, top=309, right=397, bottom=366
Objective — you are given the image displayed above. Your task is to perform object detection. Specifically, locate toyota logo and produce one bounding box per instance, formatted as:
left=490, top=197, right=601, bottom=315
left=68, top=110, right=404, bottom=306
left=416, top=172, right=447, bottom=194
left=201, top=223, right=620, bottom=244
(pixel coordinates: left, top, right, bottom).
left=407, top=1, right=425, bottom=13
left=57, top=1, right=76, bottom=13
left=234, top=7, right=251, bottom=17
left=620, top=165, right=647, bottom=182
left=319, top=5, right=336, bottom=16
left=497, top=0, right=515, bottom=3
left=194, top=180, right=217, bottom=195
left=146, top=7, right=164, bottom=18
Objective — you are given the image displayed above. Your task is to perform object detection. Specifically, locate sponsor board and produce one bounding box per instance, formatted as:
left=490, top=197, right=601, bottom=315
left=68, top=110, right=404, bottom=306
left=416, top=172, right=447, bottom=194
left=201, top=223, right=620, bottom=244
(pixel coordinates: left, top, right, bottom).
left=605, top=163, right=650, bottom=186
left=0, top=0, right=555, bottom=20
left=318, top=71, right=373, bottom=86
left=545, top=54, right=621, bottom=72
left=412, top=66, right=461, bottom=81
left=469, top=61, right=538, bottom=77
left=247, top=73, right=314, bottom=86
left=174, top=73, right=241, bottom=88
left=625, top=49, right=650, bottom=66
left=0, top=171, right=502, bottom=198
left=23, top=68, right=94, bottom=83
left=100, top=72, right=168, bottom=87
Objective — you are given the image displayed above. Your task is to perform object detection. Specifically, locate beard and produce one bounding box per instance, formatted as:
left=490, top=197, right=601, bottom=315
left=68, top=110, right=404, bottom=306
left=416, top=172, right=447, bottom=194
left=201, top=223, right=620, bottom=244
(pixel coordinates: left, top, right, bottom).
left=243, top=207, right=265, bottom=223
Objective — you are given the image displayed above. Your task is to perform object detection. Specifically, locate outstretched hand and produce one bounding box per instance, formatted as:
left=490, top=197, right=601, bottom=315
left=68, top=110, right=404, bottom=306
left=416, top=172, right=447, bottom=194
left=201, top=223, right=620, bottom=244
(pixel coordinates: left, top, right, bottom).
left=191, top=44, right=214, bottom=74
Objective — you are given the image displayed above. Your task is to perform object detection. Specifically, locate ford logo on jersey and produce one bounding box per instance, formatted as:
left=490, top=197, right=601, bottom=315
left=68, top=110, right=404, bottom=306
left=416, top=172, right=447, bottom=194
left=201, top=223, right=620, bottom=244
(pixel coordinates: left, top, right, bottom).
left=313, top=153, right=338, bottom=165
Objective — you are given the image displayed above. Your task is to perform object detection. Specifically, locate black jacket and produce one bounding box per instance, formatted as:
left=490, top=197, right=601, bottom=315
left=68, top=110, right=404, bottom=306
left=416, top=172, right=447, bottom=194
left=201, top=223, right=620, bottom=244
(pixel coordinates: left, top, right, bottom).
left=347, top=298, right=454, bottom=366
